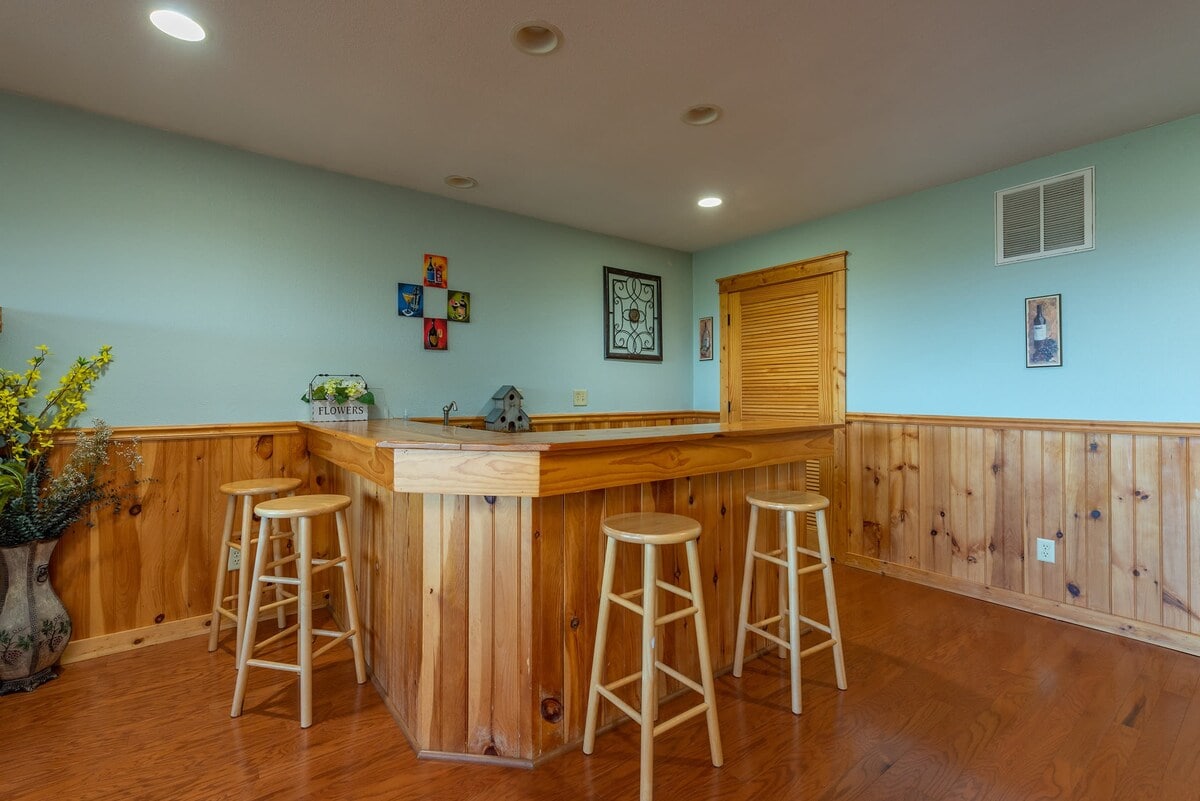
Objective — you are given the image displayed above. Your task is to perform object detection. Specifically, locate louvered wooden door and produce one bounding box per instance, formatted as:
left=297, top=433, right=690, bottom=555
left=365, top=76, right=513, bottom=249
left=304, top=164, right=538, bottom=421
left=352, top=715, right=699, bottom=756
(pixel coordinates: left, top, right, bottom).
left=725, top=276, right=832, bottom=423
left=718, top=252, right=846, bottom=549
left=718, top=252, right=844, bottom=426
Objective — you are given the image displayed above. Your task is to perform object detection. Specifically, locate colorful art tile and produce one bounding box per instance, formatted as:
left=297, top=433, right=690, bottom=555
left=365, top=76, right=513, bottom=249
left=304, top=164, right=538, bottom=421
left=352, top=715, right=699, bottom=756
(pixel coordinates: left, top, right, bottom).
left=423, top=253, right=448, bottom=288
left=448, top=291, right=471, bottom=322
left=424, top=318, right=448, bottom=350
left=397, top=283, right=423, bottom=317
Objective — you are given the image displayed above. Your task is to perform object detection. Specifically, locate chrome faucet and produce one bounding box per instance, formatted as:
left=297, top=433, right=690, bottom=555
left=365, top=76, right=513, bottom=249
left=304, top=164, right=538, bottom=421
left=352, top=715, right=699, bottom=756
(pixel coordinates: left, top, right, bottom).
left=442, top=400, right=458, bottom=426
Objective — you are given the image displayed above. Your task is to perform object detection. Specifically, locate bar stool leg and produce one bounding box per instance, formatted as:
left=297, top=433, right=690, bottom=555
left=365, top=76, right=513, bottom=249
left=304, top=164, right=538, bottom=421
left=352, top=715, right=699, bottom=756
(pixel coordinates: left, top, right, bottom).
left=231, top=514, right=273, bottom=717
left=777, top=512, right=788, bottom=659
left=639, top=543, right=658, bottom=801
left=685, top=539, right=723, bottom=768
left=297, top=516, right=315, bottom=728
left=784, top=510, right=803, bottom=715
left=232, top=496, right=256, bottom=663
left=732, top=505, right=758, bottom=677
left=334, top=509, right=368, bottom=684
left=208, top=494, right=237, bottom=653
left=816, top=509, right=848, bottom=690
left=651, top=545, right=665, bottom=726
left=269, top=494, right=288, bottom=630
left=583, top=536, right=619, bottom=754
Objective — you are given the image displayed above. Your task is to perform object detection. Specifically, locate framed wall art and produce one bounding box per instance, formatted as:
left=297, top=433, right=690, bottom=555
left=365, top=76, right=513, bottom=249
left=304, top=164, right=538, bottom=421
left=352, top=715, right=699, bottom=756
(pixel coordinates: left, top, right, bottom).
left=1025, top=293, right=1062, bottom=368
left=603, top=266, right=662, bottom=362
left=398, top=283, right=424, bottom=317
left=698, top=316, right=713, bottom=361
left=423, top=253, right=448, bottom=288
left=424, top=317, right=448, bottom=351
left=448, top=290, right=471, bottom=322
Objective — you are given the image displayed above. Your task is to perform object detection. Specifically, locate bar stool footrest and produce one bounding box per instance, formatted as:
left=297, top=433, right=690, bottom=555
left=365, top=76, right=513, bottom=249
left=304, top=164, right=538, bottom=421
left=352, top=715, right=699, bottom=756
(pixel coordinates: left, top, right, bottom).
left=248, top=622, right=300, bottom=652
left=257, top=596, right=299, bottom=615
left=262, top=554, right=301, bottom=573
left=652, top=701, right=710, bottom=737
left=654, top=606, right=698, bottom=627
left=259, top=575, right=301, bottom=587
left=655, top=660, right=704, bottom=696
left=799, top=637, right=838, bottom=659
left=752, top=550, right=790, bottom=569
left=609, top=593, right=645, bottom=616
left=596, top=684, right=642, bottom=725
left=312, top=630, right=356, bottom=660
left=794, top=613, right=833, bottom=636
left=743, top=621, right=791, bottom=651
left=245, top=657, right=303, bottom=674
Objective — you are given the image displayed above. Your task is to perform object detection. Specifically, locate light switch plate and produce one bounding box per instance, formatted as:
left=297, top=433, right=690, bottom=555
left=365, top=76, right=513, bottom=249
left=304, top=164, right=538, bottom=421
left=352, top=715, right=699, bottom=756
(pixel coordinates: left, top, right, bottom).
left=572, top=389, right=588, bottom=406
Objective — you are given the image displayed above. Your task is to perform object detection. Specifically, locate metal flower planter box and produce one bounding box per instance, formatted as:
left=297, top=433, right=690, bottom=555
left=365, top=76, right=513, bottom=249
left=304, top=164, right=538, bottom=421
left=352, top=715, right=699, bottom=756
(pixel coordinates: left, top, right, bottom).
left=307, top=373, right=371, bottom=422
left=309, top=399, right=368, bottom=422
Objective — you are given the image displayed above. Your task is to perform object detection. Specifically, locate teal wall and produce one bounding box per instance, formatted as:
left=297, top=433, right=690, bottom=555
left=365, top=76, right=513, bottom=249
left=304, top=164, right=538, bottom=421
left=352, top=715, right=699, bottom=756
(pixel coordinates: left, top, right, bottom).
left=7, top=92, right=1199, bottom=428
left=0, top=93, right=692, bottom=427
left=692, top=114, right=1200, bottom=422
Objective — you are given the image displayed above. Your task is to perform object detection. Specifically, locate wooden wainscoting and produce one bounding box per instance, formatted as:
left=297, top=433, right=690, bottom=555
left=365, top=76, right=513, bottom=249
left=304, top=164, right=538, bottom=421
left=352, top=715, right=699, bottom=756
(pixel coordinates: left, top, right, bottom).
left=45, top=412, right=719, bottom=666
left=844, top=413, right=1200, bottom=655
left=48, top=423, right=323, bottom=663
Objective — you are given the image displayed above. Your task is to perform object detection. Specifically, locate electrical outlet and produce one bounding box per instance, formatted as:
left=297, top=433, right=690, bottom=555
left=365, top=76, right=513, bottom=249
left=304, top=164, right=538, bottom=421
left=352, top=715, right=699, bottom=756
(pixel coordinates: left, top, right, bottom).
left=227, top=547, right=242, bottom=572
left=572, top=389, right=588, bottom=407
left=1036, top=537, right=1055, bottom=563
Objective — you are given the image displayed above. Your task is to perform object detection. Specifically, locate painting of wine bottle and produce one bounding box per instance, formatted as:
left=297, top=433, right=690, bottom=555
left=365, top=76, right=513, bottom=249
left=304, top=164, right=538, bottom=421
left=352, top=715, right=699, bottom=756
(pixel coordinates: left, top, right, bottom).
left=1025, top=294, right=1062, bottom=367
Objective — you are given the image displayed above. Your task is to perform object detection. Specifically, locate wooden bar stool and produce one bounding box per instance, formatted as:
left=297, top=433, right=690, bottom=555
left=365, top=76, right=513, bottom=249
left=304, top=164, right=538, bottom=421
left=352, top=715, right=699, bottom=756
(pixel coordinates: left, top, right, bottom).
left=583, top=512, right=723, bottom=801
left=733, top=490, right=847, bottom=714
left=230, top=493, right=367, bottom=728
left=207, top=477, right=301, bottom=662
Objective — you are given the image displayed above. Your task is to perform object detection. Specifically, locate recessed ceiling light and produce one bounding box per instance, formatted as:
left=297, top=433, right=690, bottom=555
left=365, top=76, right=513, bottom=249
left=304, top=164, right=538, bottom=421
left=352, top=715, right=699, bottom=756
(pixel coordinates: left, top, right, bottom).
left=149, top=9, right=206, bottom=42
left=698, top=197, right=723, bottom=208
left=444, top=175, right=478, bottom=189
left=681, top=104, right=722, bottom=126
left=511, top=21, right=563, bottom=55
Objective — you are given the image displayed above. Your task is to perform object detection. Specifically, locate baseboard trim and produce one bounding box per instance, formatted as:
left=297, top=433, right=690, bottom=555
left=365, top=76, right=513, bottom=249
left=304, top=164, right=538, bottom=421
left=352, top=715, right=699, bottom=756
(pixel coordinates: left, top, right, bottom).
left=62, top=595, right=328, bottom=665
left=839, top=553, right=1200, bottom=657
left=62, top=614, right=216, bottom=664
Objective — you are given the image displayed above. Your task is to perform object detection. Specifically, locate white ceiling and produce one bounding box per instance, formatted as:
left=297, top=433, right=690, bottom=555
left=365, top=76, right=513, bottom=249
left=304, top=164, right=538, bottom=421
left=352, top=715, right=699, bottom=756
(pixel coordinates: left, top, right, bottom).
left=3, top=0, right=1199, bottom=252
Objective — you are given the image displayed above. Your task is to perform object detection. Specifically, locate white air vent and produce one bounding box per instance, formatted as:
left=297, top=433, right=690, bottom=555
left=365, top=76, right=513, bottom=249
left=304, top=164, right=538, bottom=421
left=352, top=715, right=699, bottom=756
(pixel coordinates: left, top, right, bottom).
left=996, top=167, right=1094, bottom=265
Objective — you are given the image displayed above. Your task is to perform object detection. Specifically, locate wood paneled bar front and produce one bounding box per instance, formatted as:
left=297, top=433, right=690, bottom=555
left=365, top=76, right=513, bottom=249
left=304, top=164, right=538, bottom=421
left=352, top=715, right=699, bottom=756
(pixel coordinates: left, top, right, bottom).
left=301, top=418, right=839, bottom=766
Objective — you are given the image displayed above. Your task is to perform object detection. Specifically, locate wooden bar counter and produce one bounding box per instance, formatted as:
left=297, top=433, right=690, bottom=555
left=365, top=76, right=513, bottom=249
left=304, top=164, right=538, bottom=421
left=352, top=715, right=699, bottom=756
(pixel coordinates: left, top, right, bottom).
left=301, top=418, right=840, bottom=766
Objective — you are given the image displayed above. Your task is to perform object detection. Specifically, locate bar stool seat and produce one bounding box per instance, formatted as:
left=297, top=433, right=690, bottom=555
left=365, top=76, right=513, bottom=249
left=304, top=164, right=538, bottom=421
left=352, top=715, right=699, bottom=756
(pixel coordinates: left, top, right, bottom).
left=584, top=512, right=723, bottom=801
left=733, top=490, right=847, bottom=714
left=230, top=493, right=366, bottom=728
left=207, top=477, right=302, bottom=662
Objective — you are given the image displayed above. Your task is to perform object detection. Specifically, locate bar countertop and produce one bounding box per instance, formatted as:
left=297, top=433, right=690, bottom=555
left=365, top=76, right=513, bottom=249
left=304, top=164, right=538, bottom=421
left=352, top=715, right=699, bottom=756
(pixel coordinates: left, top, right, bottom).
left=301, top=417, right=840, bottom=497
left=300, top=417, right=839, bottom=452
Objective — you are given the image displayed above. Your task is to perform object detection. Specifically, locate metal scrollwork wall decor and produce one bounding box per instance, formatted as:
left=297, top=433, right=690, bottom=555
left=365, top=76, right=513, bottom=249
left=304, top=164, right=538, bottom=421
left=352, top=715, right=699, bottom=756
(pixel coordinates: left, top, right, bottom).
left=603, top=266, right=663, bottom=362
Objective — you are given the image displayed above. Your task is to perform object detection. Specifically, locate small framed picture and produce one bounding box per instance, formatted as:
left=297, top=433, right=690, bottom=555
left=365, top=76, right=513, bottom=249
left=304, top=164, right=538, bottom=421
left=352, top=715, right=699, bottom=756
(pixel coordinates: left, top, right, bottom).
left=423, top=253, right=448, bottom=288
left=398, top=283, right=424, bottom=317
left=448, top=290, right=471, bottom=322
left=698, top=316, right=713, bottom=361
left=424, top=318, right=448, bottom=350
left=1025, top=294, right=1062, bottom=368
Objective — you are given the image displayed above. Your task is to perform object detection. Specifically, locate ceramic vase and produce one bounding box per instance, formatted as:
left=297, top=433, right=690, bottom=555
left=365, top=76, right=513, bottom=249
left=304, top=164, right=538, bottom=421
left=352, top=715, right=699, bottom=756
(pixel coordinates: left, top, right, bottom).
left=0, top=538, right=71, bottom=695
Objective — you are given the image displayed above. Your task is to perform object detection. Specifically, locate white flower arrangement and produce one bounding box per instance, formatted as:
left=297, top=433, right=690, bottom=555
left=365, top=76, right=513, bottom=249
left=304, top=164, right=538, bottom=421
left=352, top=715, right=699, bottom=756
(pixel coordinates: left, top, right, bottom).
left=301, top=375, right=375, bottom=406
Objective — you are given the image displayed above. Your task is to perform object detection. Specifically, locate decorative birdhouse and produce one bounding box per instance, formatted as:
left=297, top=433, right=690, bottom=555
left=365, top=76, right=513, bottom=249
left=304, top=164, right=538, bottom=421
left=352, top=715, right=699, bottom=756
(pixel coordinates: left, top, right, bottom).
left=484, top=385, right=531, bottom=432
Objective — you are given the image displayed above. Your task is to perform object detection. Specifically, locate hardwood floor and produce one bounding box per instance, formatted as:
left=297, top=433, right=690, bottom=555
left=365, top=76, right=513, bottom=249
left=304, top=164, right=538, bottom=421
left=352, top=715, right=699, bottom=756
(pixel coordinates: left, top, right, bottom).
left=5, top=565, right=1200, bottom=800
